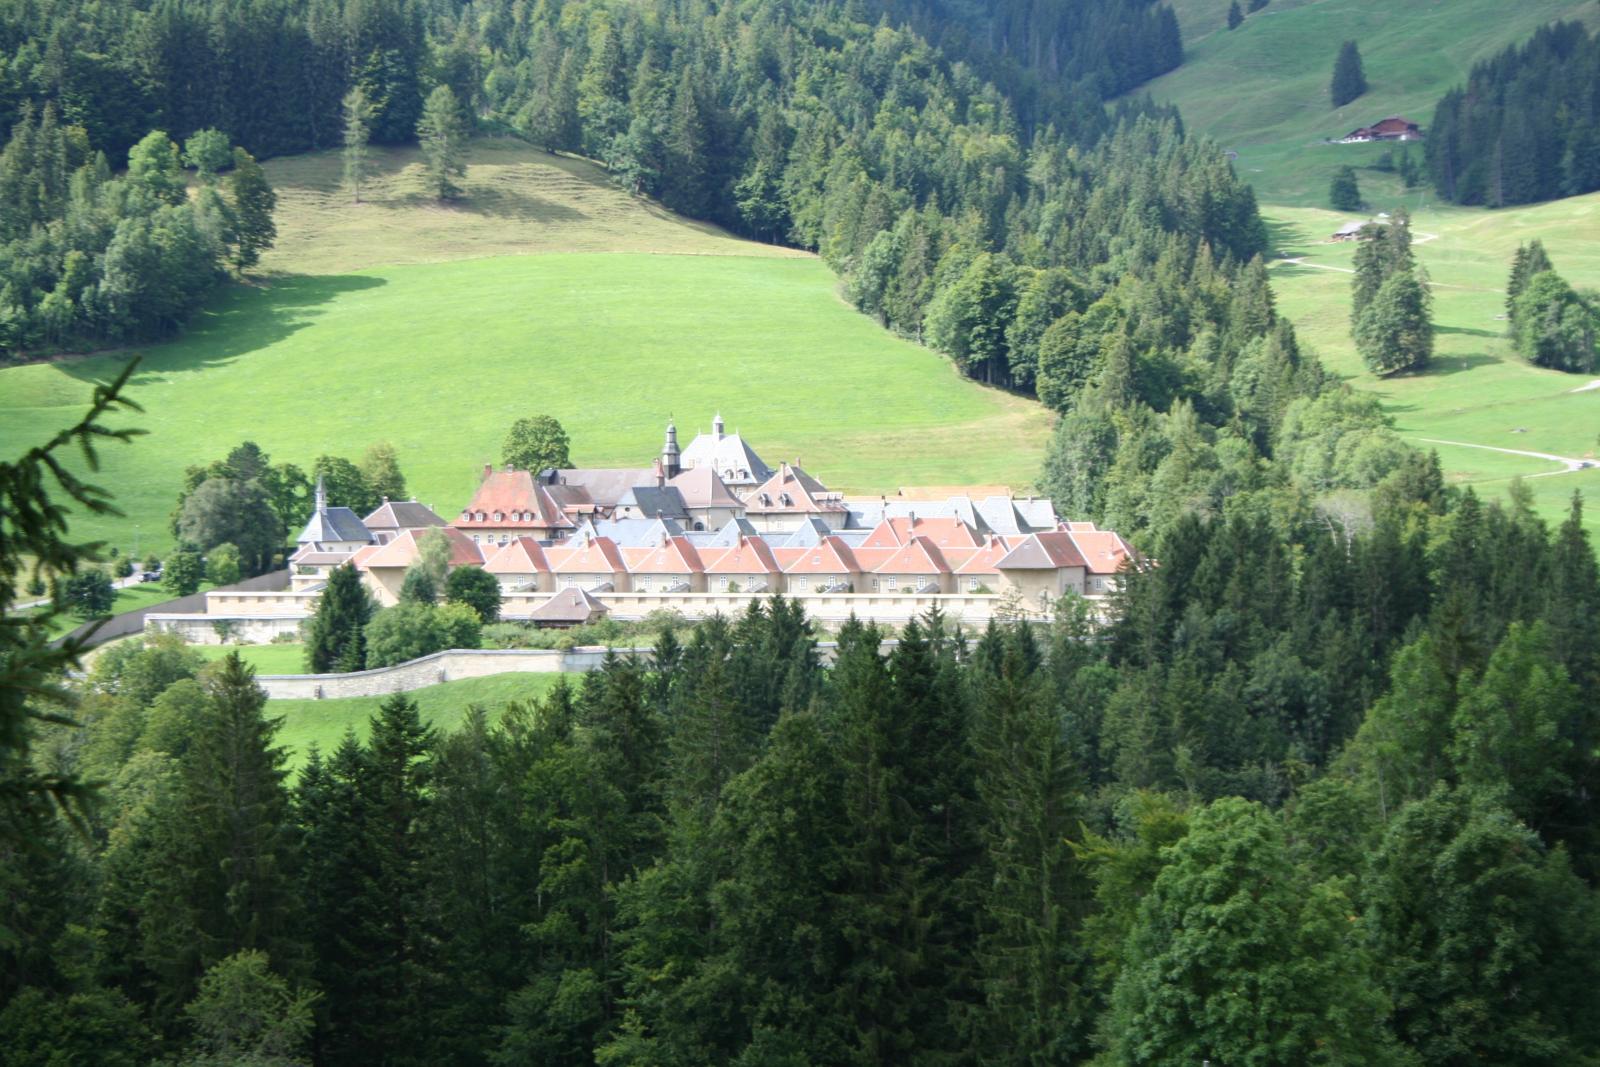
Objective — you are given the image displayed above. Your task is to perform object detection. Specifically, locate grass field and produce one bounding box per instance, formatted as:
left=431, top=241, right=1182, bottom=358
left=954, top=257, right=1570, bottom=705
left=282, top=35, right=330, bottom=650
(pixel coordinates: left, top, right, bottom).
left=1143, top=0, right=1600, bottom=206
left=1140, top=0, right=1600, bottom=534
left=195, top=642, right=309, bottom=675
left=0, top=144, right=1048, bottom=555
left=269, top=672, right=563, bottom=768
left=1265, top=191, right=1600, bottom=534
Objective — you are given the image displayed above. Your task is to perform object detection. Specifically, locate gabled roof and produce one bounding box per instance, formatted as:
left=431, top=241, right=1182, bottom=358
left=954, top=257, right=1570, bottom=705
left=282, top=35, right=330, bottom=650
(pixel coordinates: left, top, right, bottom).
left=703, top=537, right=782, bottom=574
left=775, top=517, right=838, bottom=547
left=859, top=516, right=980, bottom=550
left=455, top=468, right=574, bottom=530
left=622, top=536, right=705, bottom=575
left=528, top=587, right=608, bottom=623
left=668, top=466, right=744, bottom=509
left=774, top=536, right=862, bottom=575
left=743, top=463, right=844, bottom=514
left=543, top=483, right=597, bottom=515
left=360, top=527, right=485, bottom=570
left=541, top=468, right=655, bottom=509
left=483, top=537, right=552, bottom=576
left=588, top=517, right=687, bottom=548
left=545, top=534, right=626, bottom=574
left=298, top=506, right=372, bottom=545
left=996, top=532, right=1088, bottom=571
left=291, top=550, right=359, bottom=567
left=874, top=536, right=952, bottom=575
left=680, top=424, right=773, bottom=484
left=948, top=536, right=1022, bottom=575
left=617, top=485, right=690, bottom=520
left=1065, top=527, right=1136, bottom=575
left=362, top=499, right=446, bottom=531
left=700, top=517, right=761, bottom=547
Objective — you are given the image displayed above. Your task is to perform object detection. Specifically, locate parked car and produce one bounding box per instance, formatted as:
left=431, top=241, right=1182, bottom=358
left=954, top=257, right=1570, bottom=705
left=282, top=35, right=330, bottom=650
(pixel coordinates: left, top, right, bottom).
left=140, top=570, right=162, bottom=583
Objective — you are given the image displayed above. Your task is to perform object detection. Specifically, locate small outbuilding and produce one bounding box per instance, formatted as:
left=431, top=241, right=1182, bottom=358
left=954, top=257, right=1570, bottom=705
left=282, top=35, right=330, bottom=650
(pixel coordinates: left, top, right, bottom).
left=527, top=587, right=609, bottom=628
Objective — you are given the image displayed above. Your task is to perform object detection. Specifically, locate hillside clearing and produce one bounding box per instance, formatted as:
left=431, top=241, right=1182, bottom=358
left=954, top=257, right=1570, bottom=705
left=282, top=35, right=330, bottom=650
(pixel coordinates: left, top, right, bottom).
left=1143, top=0, right=1600, bottom=206
left=261, top=139, right=806, bottom=273
left=0, top=253, right=1049, bottom=554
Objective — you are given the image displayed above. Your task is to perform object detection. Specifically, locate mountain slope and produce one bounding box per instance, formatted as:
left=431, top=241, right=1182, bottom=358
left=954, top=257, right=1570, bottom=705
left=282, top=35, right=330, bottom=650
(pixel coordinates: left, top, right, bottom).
left=1141, top=0, right=1600, bottom=205
left=0, top=142, right=1049, bottom=554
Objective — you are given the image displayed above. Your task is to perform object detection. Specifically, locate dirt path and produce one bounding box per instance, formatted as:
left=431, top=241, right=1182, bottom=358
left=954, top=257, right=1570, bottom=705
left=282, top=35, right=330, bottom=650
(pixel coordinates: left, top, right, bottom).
left=1412, top=437, right=1595, bottom=478
left=1572, top=378, right=1600, bottom=393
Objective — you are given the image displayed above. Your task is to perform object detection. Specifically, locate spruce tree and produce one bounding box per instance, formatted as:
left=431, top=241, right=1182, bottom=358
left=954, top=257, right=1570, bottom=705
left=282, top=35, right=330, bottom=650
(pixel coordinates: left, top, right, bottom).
left=342, top=86, right=373, bottom=204
left=1355, top=270, right=1433, bottom=375
left=417, top=86, right=468, bottom=200
left=1506, top=239, right=1554, bottom=323
left=137, top=654, right=305, bottom=1030
left=306, top=564, right=374, bottom=673
left=1226, top=1, right=1243, bottom=30
left=1330, top=40, right=1367, bottom=106
left=227, top=148, right=276, bottom=272
left=1329, top=165, right=1361, bottom=210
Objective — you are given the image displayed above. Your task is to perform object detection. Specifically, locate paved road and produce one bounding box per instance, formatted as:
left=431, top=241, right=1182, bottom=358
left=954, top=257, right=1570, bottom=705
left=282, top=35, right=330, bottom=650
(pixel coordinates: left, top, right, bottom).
left=1412, top=437, right=1596, bottom=478
left=15, top=572, right=146, bottom=613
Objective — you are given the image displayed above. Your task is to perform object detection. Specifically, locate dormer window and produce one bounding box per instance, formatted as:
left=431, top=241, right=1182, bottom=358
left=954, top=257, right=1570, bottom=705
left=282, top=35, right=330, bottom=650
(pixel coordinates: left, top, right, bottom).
left=493, top=511, right=504, bottom=522
left=475, top=511, right=486, bottom=522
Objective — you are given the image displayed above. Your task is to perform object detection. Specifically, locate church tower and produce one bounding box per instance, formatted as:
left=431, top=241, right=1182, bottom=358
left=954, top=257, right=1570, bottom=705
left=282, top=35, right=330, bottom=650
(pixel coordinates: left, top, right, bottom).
left=662, top=419, right=681, bottom=478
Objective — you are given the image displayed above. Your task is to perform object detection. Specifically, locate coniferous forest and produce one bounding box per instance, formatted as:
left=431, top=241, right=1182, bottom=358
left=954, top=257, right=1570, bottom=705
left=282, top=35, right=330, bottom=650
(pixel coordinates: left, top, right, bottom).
left=7, top=373, right=1600, bottom=1065
left=1426, top=20, right=1600, bottom=207
left=6, top=1, right=1600, bottom=1064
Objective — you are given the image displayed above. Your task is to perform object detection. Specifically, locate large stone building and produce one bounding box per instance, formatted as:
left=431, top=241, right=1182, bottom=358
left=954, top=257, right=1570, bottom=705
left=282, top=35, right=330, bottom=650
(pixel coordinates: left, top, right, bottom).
left=152, top=417, right=1137, bottom=641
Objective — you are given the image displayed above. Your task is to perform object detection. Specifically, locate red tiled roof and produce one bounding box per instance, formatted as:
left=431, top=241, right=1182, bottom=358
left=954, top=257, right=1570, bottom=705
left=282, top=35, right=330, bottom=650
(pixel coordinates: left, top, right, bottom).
left=622, top=536, right=705, bottom=574
left=774, top=536, right=861, bottom=574
left=361, top=527, right=485, bottom=570
left=947, top=535, right=1021, bottom=575
left=1065, top=529, right=1135, bottom=575
left=873, top=536, right=952, bottom=575
left=483, top=537, right=552, bottom=575
left=545, top=535, right=626, bottom=574
left=743, top=463, right=845, bottom=514
left=703, top=537, right=782, bottom=574
left=453, top=468, right=575, bottom=530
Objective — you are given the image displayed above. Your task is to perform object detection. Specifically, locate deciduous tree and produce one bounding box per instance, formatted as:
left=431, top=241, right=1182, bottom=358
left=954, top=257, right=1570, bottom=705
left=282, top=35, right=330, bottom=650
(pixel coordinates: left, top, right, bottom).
left=502, top=415, right=571, bottom=472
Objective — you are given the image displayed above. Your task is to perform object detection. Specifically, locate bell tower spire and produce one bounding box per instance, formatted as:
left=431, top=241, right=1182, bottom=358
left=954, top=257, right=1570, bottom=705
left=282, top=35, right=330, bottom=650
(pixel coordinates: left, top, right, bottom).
left=314, top=474, right=327, bottom=512
left=662, top=418, right=681, bottom=479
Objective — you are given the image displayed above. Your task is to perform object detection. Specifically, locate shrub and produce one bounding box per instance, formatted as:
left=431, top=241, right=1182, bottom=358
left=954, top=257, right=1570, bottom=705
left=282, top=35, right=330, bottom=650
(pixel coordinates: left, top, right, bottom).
left=437, top=601, right=483, bottom=650
left=364, top=603, right=447, bottom=668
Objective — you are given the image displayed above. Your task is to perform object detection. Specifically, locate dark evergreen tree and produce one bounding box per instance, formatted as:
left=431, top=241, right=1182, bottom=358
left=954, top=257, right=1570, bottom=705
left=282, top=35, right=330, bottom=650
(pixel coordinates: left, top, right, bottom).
left=306, top=564, right=374, bottom=673
left=1329, top=165, right=1361, bottom=210
left=1226, top=2, right=1243, bottom=30
left=1330, top=41, right=1367, bottom=106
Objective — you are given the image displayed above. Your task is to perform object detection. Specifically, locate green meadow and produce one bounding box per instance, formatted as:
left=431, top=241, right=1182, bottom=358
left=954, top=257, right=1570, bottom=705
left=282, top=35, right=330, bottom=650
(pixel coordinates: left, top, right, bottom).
left=1145, top=0, right=1600, bottom=205
left=0, top=142, right=1047, bottom=555
left=268, top=671, right=564, bottom=768
left=1139, top=0, right=1600, bottom=534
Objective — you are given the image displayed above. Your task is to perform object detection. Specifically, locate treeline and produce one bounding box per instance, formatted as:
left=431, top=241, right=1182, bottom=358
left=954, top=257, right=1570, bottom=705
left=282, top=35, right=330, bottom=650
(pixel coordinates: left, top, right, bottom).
left=0, top=108, right=275, bottom=356
left=1427, top=20, right=1600, bottom=206
left=0, top=0, right=431, bottom=163
left=10, top=484, right=1600, bottom=1064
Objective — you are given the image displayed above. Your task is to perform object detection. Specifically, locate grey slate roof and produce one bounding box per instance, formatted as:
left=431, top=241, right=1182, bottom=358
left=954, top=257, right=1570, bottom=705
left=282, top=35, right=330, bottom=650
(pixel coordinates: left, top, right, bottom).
left=362, top=499, right=446, bottom=531
left=527, top=588, right=608, bottom=624
left=587, top=517, right=686, bottom=548
left=542, top=468, right=656, bottom=508
left=297, top=506, right=372, bottom=545
left=698, top=517, right=761, bottom=547
left=617, top=486, right=690, bottom=520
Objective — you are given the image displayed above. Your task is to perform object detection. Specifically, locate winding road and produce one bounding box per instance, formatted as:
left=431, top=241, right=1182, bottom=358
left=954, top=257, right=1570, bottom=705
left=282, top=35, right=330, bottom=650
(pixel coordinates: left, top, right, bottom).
left=1412, top=437, right=1596, bottom=478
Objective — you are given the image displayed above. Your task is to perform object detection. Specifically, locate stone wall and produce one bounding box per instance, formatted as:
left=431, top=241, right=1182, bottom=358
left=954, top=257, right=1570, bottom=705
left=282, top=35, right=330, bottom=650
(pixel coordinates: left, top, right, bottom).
left=250, top=640, right=897, bottom=700
left=145, top=613, right=306, bottom=645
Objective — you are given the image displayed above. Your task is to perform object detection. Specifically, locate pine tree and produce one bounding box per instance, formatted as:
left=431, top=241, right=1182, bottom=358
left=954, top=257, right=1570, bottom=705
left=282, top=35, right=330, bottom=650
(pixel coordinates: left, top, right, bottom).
left=1330, top=41, right=1367, bottom=106
left=342, top=86, right=373, bottom=204
left=137, top=654, right=305, bottom=1030
left=306, top=564, right=374, bottom=673
left=1329, top=165, right=1361, bottom=210
left=417, top=85, right=468, bottom=201
left=1226, top=1, right=1243, bottom=30
left=226, top=148, right=276, bottom=272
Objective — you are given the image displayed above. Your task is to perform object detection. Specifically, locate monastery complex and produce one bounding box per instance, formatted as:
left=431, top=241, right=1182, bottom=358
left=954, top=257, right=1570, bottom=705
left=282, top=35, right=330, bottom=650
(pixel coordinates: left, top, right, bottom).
left=151, top=417, right=1135, bottom=641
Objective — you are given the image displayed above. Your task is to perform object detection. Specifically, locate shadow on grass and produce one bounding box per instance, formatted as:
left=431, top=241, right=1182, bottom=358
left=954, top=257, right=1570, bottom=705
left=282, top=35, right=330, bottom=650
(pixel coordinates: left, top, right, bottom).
left=59, top=273, right=386, bottom=385
left=1416, top=351, right=1500, bottom=376
left=1264, top=215, right=1317, bottom=259
left=1434, top=324, right=1498, bottom=339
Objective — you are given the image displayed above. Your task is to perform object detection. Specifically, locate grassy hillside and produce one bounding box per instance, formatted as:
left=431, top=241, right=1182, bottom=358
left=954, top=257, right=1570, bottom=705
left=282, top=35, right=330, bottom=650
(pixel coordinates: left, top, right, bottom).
left=269, top=672, right=564, bottom=768
left=1141, top=0, right=1600, bottom=535
left=1267, top=193, right=1600, bottom=532
left=1145, top=0, right=1599, bottom=205
left=0, top=144, right=1048, bottom=554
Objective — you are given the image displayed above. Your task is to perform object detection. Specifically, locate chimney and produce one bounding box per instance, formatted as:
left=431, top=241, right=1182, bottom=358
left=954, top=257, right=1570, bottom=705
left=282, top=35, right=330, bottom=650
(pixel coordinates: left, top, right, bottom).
left=653, top=457, right=664, bottom=487
left=482, top=463, right=492, bottom=480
